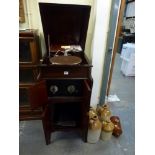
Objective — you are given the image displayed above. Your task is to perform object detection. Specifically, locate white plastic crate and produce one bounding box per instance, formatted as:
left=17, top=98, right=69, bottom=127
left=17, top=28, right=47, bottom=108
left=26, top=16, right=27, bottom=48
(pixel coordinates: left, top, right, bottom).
left=120, top=43, right=135, bottom=76
left=121, top=53, right=135, bottom=76
left=121, top=43, right=135, bottom=61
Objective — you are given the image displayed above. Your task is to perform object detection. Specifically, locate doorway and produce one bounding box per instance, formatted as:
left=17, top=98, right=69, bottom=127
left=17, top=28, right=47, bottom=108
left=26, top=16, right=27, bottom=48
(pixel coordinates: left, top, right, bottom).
left=99, top=1, right=135, bottom=154
left=99, top=0, right=135, bottom=104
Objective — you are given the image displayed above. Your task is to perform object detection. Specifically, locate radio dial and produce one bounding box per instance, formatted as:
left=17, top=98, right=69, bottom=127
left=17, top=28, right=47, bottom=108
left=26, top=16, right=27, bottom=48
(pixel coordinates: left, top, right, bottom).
left=50, top=85, right=58, bottom=94
left=67, top=85, right=76, bottom=94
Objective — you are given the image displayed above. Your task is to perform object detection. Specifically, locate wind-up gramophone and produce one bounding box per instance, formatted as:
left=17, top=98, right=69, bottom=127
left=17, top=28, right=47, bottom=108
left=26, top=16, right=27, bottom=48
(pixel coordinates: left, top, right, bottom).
left=38, top=3, right=93, bottom=144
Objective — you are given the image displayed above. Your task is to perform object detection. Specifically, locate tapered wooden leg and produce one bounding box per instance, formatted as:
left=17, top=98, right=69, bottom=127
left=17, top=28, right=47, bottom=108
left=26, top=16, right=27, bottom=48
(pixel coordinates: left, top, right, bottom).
left=83, top=128, right=88, bottom=142
left=82, top=79, right=92, bottom=143
left=42, top=119, right=51, bottom=145
left=42, top=106, right=51, bottom=145
left=81, top=109, right=89, bottom=143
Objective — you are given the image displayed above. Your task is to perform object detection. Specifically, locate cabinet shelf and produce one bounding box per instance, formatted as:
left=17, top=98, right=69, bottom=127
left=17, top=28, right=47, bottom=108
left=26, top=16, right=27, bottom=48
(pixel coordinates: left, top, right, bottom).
left=20, top=115, right=42, bottom=121
left=19, top=83, right=35, bottom=87
left=48, top=96, right=84, bottom=103
left=19, top=108, right=43, bottom=121
left=52, top=125, right=81, bottom=131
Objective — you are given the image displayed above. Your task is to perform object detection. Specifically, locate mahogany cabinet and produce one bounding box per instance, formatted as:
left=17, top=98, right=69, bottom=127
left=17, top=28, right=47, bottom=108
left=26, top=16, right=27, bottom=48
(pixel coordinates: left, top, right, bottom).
left=19, top=30, right=44, bottom=121
left=37, top=3, right=93, bottom=144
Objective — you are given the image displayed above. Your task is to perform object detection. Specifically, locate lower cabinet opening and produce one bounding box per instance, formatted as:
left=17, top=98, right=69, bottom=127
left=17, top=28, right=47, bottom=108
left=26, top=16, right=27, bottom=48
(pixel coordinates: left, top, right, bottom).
left=49, top=102, right=82, bottom=129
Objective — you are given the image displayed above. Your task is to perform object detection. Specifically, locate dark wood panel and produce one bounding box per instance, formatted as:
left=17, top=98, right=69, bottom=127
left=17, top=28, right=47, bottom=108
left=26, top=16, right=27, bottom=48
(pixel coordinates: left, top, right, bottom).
left=19, top=66, right=40, bottom=84
left=41, top=67, right=90, bottom=78
left=19, top=30, right=40, bottom=64
left=20, top=115, right=42, bottom=121
left=19, top=108, right=43, bottom=121
left=29, top=80, right=48, bottom=109
left=39, top=3, right=91, bottom=54
left=48, top=97, right=84, bottom=104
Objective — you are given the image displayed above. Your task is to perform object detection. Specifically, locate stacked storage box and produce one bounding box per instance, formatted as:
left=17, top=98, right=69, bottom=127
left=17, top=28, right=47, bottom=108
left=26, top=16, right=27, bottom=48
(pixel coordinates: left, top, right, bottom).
left=120, top=43, right=135, bottom=76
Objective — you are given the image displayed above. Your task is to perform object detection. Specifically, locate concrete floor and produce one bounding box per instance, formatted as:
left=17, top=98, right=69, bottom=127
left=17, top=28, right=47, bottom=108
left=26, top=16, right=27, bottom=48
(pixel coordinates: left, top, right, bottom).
left=19, top=53, right=135, bottom=155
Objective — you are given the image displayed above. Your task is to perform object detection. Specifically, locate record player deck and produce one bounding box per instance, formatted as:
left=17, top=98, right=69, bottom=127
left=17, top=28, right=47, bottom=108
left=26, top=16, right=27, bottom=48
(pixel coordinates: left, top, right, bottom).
left=50, top=55, right=82, bottom=65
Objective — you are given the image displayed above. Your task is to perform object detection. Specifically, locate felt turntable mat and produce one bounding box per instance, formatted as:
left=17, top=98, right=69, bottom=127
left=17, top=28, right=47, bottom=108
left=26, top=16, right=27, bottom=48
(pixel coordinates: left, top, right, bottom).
left=50, top=56, right=82, bottom=65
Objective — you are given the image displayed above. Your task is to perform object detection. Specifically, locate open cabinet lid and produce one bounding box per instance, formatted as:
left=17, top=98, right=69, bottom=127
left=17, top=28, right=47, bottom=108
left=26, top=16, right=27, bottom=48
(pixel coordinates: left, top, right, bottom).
left=39, top=3, right=91, bottom=53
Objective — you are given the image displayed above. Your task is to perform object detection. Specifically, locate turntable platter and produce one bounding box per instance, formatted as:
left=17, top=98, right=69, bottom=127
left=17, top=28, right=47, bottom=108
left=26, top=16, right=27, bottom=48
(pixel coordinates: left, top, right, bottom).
left=50, top=56, right=82, bottom=65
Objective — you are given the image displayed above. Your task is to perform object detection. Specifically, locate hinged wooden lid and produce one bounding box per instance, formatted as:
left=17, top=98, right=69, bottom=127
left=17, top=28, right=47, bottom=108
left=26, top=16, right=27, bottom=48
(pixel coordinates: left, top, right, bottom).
left=39, top=3, right=91, bottom=53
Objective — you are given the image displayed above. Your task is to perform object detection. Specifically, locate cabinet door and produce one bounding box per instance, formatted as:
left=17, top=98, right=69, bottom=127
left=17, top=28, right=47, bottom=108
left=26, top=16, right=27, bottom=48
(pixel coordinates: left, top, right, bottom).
left=19, top=67, right=38, bottom=84
left=81, top=79, right=92, bottom=142
left=19, top=37, right=38, bottom=64
left=29, top=80, right=48, bottom=109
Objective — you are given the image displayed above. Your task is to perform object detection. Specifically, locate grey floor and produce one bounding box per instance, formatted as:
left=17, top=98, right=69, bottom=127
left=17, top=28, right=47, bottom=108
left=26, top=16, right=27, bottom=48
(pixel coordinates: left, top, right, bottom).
left=19, top=53, right=135, bottom=155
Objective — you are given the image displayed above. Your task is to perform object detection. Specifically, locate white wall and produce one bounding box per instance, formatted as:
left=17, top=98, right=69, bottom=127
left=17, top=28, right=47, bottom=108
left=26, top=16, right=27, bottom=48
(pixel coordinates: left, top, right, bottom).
left=19, top=0, right=95, bottom=60
left=90, top=0, right=112, bottom=108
